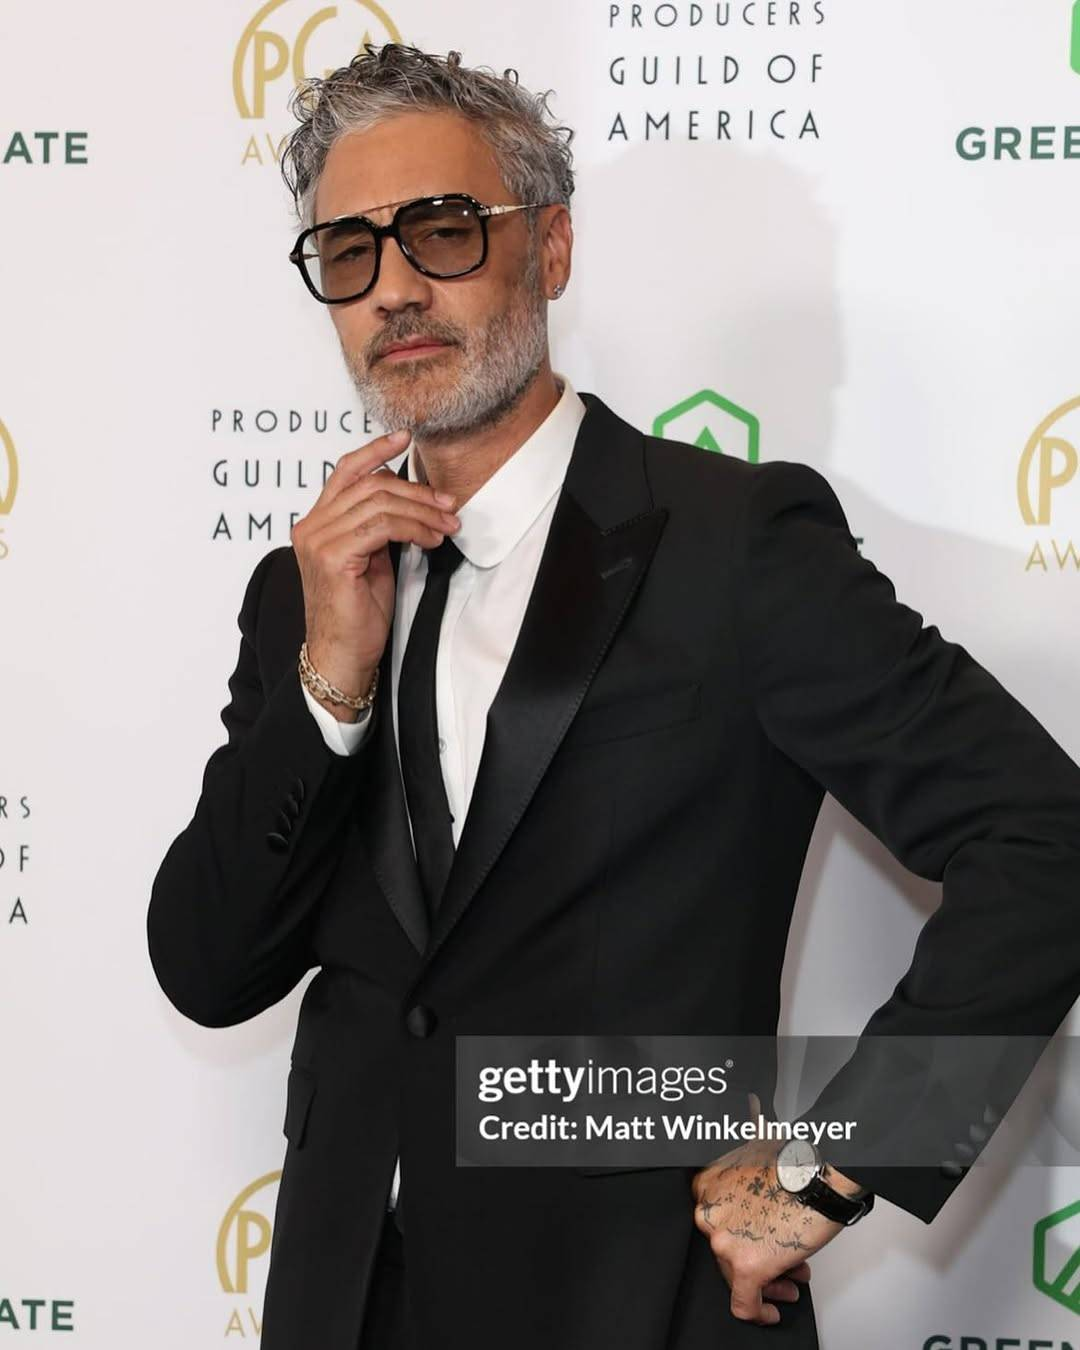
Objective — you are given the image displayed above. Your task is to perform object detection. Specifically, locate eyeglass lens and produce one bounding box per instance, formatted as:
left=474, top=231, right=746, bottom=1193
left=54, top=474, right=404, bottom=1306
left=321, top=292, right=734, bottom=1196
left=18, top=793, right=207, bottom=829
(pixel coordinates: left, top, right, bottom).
left=304, top=198, right=484, bottom=301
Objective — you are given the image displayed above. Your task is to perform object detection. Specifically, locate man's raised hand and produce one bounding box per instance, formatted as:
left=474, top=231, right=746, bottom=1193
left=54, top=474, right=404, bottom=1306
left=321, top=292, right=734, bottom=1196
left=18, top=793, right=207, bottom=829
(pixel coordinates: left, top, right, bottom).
left=290, top=429, right=460, bottom=718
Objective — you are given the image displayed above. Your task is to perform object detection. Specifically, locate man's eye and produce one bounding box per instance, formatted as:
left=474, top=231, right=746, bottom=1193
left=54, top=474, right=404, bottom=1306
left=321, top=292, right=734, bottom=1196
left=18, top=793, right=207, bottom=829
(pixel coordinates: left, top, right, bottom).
left=420, top=227, right=469, bottom=242
left=331, top=244, right=373, bottom=263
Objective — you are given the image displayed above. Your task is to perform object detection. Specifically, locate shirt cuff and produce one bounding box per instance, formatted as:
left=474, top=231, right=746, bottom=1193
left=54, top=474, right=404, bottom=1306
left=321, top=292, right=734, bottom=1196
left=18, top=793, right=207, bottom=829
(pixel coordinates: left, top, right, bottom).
left=300, top=681, right=374, bottom=755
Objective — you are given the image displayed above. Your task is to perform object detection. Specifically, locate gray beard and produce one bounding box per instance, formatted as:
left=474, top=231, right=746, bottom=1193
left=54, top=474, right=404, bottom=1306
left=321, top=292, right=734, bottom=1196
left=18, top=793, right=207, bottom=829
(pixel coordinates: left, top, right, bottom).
left=342, top=252, right=549, bottom=444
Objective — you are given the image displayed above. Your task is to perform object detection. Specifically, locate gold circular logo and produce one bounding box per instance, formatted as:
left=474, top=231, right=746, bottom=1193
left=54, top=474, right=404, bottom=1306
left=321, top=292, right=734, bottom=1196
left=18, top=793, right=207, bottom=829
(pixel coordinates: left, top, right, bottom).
left=1018, top=397, right=1080, bottom=526
left=234, top=0, right=402, bottom=120
left=216, top=1170, right=281, bottom=1295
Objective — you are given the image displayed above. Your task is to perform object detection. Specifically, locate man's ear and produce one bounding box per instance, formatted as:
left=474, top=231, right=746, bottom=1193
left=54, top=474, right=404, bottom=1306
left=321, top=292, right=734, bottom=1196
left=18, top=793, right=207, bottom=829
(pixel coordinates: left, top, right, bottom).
left=540, top=205, right=573, bottom=294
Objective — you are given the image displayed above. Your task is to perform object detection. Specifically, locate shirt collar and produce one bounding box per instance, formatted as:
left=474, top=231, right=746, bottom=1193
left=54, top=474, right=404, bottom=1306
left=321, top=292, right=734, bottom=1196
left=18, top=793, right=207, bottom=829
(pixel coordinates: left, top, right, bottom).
left=404, top=371, right=586, bottom=569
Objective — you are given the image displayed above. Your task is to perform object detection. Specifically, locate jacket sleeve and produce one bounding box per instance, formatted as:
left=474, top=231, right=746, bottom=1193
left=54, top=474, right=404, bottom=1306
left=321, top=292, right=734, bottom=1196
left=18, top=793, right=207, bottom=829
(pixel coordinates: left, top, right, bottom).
left=733, top=460, right=1080, bottom=1224
left=147, top=548, right=376, bottom=1028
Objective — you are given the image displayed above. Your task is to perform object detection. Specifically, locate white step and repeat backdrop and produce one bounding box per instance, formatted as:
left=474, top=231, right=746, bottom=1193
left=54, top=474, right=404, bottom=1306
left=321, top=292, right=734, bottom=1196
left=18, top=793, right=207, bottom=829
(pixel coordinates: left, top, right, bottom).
left=2, top=1, right=1079, bottom=1345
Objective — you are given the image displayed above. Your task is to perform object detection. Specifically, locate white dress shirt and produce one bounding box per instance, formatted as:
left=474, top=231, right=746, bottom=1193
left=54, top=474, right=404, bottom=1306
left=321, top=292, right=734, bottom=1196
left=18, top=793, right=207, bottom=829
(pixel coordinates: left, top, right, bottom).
left=298, top=372, right=587, bottom=1208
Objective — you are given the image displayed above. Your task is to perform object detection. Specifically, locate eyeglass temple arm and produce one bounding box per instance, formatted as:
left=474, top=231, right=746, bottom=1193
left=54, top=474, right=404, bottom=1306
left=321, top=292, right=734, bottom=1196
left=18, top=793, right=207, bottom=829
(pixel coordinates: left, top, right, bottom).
left=478, top=203, right=548, bottom=217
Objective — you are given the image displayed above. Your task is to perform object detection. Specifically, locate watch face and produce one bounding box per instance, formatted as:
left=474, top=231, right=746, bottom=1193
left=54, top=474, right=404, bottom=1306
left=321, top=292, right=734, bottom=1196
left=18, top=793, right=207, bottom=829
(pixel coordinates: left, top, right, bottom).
left=776, top=1139, right=820, bottom=1192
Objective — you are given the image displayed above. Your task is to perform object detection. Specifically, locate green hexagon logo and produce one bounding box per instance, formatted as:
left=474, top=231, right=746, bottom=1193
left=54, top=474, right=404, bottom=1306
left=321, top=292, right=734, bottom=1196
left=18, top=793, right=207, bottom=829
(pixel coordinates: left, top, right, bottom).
left=1033, top=1198, right=1080, bottom=1313
left=1071, top=0, right=1080, bottom=74
left=652, top=389, right=761, bottom=463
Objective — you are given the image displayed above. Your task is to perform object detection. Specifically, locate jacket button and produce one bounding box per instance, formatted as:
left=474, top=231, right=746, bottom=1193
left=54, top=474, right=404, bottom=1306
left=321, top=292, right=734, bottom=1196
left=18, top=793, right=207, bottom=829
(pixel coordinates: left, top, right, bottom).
left=404, top=1005, right=436, bottom=1038
left=267, top=831, right=290, bottom=852
left=939, top=1160, right=966, bottom=1179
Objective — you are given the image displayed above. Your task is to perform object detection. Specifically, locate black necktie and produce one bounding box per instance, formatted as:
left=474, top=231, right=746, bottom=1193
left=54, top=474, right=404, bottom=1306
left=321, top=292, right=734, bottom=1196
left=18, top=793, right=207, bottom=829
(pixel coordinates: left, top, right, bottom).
left=398, top=534, right=466, bottom=920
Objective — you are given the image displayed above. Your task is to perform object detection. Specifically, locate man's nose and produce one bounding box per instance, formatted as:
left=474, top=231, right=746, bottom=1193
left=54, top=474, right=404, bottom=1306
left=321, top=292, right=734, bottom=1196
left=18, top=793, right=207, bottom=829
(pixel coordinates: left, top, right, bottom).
left=370, top=233, right=432, bottom=312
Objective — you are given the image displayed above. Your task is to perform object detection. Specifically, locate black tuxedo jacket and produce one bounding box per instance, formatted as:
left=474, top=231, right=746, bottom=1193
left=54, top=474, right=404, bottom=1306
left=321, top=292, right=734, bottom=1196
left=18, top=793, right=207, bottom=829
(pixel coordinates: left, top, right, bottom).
left=147, top=390, right=1080, bottom=1350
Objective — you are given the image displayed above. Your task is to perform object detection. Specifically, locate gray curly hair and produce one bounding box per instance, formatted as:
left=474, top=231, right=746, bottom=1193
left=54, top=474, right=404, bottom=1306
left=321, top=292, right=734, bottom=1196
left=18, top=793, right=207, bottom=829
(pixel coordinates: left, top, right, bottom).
left=280, top=42, right=576, bottom=231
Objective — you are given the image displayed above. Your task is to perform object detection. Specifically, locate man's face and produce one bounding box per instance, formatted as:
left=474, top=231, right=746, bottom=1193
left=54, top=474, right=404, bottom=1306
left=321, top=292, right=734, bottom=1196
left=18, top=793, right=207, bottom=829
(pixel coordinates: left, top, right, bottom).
left=312, top=110, right=558, bottom=442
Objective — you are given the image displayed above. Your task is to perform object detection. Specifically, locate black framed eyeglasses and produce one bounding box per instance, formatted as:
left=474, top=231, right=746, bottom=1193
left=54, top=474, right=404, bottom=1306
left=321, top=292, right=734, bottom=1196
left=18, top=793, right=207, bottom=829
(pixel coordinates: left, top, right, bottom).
left=288, top=192, right=554, bottom=304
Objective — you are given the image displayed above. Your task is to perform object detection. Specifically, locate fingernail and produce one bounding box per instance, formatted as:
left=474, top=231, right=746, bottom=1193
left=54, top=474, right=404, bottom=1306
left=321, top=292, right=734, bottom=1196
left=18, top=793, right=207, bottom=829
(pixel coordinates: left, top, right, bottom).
left=435, top=492, right=454, bottom=506
left=391, top=429, right=410, bottom=441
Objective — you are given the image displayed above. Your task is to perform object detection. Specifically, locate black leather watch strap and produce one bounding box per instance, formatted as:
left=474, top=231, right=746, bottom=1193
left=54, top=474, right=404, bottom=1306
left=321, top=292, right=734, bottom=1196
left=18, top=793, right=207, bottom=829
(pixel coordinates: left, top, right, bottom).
left=801, top=1174, right=875, bottom=1225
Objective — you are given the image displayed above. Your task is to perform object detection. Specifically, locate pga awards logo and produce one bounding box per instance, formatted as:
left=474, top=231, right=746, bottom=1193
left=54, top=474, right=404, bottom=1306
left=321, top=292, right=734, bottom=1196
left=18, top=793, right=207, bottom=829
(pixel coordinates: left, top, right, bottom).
left=217, top=1170, right=281, bottom=1338
left=1018, top=397, right=1080, bottom=573
left=233, top=0, right=403, bottom=166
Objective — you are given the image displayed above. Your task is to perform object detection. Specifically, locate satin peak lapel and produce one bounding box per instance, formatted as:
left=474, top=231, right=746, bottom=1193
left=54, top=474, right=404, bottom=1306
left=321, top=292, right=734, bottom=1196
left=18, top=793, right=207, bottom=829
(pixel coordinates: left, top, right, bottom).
left=422, top=391, right=668, bottom=967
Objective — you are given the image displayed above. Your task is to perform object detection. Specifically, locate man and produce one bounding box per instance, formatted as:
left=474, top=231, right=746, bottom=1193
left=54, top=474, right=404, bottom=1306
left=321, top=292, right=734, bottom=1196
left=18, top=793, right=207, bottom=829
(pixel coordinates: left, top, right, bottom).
left=146, top=41, right=1080, bottom=1350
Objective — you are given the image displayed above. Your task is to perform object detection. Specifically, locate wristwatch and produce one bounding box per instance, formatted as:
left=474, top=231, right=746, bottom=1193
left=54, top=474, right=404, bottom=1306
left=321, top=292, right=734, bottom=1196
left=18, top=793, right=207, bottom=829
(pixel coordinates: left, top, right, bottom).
left=774, top=1140, right=875, bottom=1226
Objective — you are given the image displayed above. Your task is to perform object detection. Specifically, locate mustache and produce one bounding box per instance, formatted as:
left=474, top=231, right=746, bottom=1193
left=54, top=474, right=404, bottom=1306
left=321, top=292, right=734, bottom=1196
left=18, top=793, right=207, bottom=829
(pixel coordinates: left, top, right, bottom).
left=369, top=322, right=464, bottom=362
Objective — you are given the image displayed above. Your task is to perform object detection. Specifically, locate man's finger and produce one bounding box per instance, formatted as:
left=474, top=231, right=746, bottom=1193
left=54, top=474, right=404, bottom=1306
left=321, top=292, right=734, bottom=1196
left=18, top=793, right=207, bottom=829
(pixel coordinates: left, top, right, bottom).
left=319, top=430, right=412, bottom=507
left=320, top=496, right=458, bottom=556
left=729, top=1273, right=779, bottom=1326
left=761, top=1277, right=801, bottom=1302
left=323, top=509, right=450, bottom=560
left=321, top=471, right=457, bottom=530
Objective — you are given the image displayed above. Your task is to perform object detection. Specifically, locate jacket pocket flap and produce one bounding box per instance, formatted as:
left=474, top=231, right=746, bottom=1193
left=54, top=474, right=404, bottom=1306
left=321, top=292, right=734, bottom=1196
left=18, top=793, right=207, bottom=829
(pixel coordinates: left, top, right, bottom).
left=283, top=1065, right=317, bottom=1148
left=563, top=680, right=702, bottom=750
